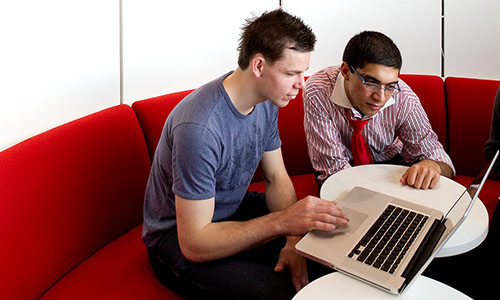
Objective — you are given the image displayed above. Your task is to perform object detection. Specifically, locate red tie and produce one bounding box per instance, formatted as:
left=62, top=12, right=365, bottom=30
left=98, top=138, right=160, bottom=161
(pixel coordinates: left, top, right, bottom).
left=346, top=114, right=373, bottom=166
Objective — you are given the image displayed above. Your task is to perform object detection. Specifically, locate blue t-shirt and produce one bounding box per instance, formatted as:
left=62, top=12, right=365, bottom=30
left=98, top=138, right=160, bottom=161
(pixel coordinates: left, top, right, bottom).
left=142, top=72, right=282, bottom=248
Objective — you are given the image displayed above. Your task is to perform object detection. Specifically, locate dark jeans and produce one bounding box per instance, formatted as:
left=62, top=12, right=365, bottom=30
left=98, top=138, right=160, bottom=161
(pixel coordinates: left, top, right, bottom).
left=147, top=191, right=332, bottom=300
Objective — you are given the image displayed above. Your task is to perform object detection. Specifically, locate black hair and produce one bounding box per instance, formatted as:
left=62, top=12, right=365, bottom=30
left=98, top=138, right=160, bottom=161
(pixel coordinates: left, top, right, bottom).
left=343, top=31, right=402, bottom=71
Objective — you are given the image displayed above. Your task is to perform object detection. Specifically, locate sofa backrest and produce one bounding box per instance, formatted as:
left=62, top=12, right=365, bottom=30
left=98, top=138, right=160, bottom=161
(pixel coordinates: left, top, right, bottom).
left=399, top=74, right=447, bottom=149
left=0, top=105, right=151, bottom=299
left=132, top=90, right=194, bottom=160
left=131, top=75, right=449, bottom=180
left=277, top=86, right=314, bottom=177
left=446, top=77, right=500, bottom=176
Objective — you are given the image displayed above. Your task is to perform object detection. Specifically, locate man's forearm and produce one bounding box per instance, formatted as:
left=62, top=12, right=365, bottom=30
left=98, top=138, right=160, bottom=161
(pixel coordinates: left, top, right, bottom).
left=176, top=198, right=284, bottom=263
left=264, top=172, right=298, bottom=212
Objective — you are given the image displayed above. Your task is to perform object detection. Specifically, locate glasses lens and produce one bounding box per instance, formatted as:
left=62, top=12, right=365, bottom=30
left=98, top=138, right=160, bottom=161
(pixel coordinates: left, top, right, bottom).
left=387, top=88, right=400, bottom=96
left=365, top=82, right=381, bottom=92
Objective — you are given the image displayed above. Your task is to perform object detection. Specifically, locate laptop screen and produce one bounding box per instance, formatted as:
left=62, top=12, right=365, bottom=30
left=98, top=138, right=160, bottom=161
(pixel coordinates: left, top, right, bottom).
left=444, top=150, right=499, bottom=224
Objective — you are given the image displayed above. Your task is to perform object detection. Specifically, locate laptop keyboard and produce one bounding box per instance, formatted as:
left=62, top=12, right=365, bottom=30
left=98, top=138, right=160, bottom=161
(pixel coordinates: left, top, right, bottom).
left=348, top=204, right=429, bottom=274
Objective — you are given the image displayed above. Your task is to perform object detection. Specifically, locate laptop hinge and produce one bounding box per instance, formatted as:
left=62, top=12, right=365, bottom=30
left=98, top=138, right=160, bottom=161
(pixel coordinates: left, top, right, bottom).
left=401, top=218, right=446, bottom=282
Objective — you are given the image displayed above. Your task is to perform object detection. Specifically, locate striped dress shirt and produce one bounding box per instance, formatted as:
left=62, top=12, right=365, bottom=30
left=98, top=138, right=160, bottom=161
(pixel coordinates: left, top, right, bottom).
left=303, top=66, right=455, bottom=182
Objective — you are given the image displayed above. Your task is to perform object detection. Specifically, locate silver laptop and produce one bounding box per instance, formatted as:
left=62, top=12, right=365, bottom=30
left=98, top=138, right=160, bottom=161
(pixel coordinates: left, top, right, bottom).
left=296, top=150, right=499, bottom=294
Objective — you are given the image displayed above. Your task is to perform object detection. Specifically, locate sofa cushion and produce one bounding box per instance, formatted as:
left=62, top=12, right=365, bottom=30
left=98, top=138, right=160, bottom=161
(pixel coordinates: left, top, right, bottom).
left=0, top=105, right=151, bottom=299
left=399, top=74, right=447, bottom=149
left=132, top=90, right=194, bottom=160
left=446, top=77, right=500, bottom=176
left=39, top=226, right=183, bottom=300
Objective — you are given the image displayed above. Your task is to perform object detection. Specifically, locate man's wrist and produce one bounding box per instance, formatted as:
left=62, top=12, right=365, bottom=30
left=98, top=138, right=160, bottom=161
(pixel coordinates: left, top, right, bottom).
left=432, top=160, right=442, bottom=174
left=286, top=235, right=302, bottom=246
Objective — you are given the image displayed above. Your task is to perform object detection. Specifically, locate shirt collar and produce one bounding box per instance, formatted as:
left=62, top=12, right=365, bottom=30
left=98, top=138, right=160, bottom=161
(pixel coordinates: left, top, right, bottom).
left=329, top=71, right=396, bottom=119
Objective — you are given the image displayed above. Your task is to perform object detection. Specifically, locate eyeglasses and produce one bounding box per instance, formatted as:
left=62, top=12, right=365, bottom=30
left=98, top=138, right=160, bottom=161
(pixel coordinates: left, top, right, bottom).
left=350, top=66, right=401, bottom=96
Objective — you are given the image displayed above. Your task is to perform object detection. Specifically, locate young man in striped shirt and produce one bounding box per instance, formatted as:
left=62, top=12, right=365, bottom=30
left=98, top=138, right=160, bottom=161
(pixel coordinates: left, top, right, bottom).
left=304, top=31, right=454, bottom=189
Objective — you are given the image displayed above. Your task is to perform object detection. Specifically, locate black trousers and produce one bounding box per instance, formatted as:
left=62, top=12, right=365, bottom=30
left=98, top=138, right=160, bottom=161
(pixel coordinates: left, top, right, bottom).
left=147, top=191, right=332, bottom=300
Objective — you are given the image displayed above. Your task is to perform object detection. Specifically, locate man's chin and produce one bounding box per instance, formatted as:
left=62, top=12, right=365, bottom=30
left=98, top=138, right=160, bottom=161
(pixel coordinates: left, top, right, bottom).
left=272, top=98, right=292, bottom=108
left=361, top=107, right=380, bottom=116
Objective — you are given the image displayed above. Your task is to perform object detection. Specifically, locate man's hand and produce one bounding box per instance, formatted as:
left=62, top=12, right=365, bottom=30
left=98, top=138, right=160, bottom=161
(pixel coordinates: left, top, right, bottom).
left=400, top=159, right=442, bottom=189
left=274, top=236, right=308, bottom=292
left=275, top=196, right=349, bottom=236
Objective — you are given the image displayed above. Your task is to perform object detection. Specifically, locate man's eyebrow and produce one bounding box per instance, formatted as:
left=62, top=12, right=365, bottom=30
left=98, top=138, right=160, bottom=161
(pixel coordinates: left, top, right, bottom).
left=364, top=74, right=399, bottom=85
left=288, top=66, right=310, bottom=74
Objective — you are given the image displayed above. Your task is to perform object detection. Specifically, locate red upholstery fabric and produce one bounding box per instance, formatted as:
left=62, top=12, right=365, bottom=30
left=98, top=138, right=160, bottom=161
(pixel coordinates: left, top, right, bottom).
left=277, top=87, right=315, bottom=177
left=132, top=90, right=194, bottom=160
left=446, top=77, right=500, bottom=176
left=39, top=226, right=183, bottom=300
left=454, top=175, right=500, bottom=222
left=399, top=74, right=447, bottom=149
left=0, top=105, right=151, bottom=300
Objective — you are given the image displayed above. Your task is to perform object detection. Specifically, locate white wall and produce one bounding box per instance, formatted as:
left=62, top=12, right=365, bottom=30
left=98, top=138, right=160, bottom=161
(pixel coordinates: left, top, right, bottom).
left=444, top=0, right=500, bottom=80
left=122, top=0, right=279, bottom=104
left=1, top=1, right=500, bottom=151
left=282, top=0, right=442, bottom=76
left=0, top=1, right=120, bottom=151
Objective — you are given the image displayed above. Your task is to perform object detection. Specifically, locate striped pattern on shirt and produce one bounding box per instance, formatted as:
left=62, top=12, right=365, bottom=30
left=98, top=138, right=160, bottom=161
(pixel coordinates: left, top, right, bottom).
left=303, top=66, right=455, bottom=182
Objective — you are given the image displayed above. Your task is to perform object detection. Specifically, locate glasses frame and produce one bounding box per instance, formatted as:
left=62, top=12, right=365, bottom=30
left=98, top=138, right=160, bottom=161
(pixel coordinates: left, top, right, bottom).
left=349, top=65, right=401, bottom=96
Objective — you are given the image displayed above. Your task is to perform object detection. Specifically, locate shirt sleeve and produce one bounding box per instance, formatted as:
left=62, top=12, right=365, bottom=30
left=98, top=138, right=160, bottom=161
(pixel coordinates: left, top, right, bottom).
left=396, top=93, right=456, bottom=175
left=303, top=80, right=351, bottom=182
left=265, top=105, right=282, bottom=152
left=171, top=123, right=219, bottom=200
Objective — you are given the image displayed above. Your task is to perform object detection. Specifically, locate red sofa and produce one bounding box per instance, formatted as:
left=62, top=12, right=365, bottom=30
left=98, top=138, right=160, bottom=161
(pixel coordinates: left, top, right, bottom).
left=1, top=75, right=499, bottom=299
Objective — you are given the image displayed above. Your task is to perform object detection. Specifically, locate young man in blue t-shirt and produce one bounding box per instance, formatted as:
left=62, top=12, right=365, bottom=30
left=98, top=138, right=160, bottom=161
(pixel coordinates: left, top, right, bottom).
left=142, top=9, right=349, bottom=299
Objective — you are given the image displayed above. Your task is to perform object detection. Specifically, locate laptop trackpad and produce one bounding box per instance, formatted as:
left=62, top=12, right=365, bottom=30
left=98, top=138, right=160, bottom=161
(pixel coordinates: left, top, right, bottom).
left=336, top=206, right=369, bottom=234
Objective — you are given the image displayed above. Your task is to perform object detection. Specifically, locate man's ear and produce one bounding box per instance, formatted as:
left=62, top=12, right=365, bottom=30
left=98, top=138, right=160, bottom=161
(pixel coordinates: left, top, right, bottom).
left=340, top=62, right=350, bottom=80
left=251, top=54, right=266, bottom=78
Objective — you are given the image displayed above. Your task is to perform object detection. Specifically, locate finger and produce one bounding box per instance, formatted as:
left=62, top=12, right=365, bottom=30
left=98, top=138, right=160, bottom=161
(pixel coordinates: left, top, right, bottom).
left=400, top=169, right=409, bottom=184
left=290, top=259, right=308, bottom=291
left=309, top=220, right=336, bottom=231
left=420, top=171, right=435, bottom=189
left=274, top=263, right=285, bottom=272
left=416, top=167, right=435, bottom=189
left=317, top=199, right=350, bottom=219
left=291, top=270, right=308, bottom=292
left=310, top=210, right=349, bottom=227
left=313, top=204, right=349, bottom=221
left=274, top=258, right=286, bottom=273
left=428, top=173, right=440, bottom=189
left=413, top=169, right=425, bottom=189
left=405, top=168, right=417, bottom=186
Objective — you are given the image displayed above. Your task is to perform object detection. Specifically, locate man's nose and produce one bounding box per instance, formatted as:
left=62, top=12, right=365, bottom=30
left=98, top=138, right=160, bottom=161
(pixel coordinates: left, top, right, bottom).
left=372, top=88, right=386, bottom=101
left=295, top=76, right=305, bottom=90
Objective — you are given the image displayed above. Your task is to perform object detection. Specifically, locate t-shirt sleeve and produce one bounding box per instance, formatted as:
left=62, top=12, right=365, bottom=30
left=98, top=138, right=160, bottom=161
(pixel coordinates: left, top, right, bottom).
left=171, top=123, right=219, bottom=200
left=265, top=106, right=281, bottom=152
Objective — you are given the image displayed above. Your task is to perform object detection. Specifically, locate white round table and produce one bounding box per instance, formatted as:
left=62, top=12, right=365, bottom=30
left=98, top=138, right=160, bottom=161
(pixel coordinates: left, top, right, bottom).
left=292, top=272, right=472, bottom=299
left=320, top=164, right=489, bottom=257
